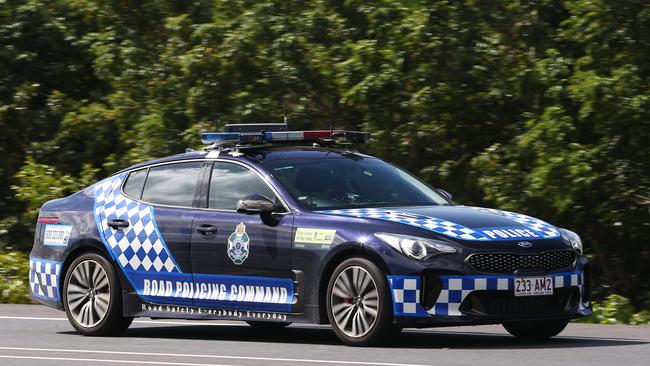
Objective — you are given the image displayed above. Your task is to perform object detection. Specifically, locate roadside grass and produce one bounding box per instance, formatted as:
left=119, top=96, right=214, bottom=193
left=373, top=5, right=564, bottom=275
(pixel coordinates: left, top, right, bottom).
left=576, top=294, right=650, bottom=325
left=1, top=250, right=649, bottom=323
left=0, top=251, right=31, bottom=304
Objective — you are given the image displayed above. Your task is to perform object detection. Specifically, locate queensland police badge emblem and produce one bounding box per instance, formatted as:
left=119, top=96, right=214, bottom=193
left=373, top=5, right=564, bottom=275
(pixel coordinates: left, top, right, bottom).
left=227, top=223, right=250, bottom=265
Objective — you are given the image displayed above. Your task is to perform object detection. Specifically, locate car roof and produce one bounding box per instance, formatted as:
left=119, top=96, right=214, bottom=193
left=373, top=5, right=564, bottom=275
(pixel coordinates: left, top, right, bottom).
left=117, top=151, right=206, bottom=173
left=243, top=146, right=374, bottom=161
left=117, top=146, right=375, bottom=174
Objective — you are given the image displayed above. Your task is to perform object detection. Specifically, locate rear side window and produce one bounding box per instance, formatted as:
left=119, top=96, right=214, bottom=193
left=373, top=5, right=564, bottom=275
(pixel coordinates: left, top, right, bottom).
left=209, top=162, right=276, bottom=210
left=123, top=168, right=148, bottom=199
left=141, top=162, right=203, bottom=207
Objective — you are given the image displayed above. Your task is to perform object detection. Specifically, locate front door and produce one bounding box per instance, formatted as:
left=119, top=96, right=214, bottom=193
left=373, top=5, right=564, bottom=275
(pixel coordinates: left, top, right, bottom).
left=190, top=161, right=294, bottom=312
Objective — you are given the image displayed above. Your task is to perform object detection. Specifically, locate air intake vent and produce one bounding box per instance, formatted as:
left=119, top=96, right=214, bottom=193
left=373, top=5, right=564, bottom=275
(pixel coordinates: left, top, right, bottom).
left=467, top=250, right=576, bottom=274
left=460, top=288, right=579, bottom=316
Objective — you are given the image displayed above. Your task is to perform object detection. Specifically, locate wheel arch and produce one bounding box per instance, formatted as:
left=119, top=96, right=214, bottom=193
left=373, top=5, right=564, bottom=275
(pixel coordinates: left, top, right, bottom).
left=317, top=244, right=391, bottom=324
left=59, top=239, right=116, bottom=299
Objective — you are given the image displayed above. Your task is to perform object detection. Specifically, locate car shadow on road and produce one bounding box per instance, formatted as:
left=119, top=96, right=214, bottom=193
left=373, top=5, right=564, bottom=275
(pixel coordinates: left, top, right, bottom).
left=59, top=324, right=649, bottom=350
left=395, top=330, right=649, bottom=350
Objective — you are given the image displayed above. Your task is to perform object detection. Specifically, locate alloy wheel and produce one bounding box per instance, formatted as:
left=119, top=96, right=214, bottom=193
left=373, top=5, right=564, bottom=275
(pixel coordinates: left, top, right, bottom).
left=66, top=259, right=111, bottom=328
left=330, top=265, right=379, bottom=338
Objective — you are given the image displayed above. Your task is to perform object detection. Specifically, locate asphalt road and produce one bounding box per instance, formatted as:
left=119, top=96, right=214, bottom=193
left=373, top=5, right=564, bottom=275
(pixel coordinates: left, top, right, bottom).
left=0, top=305, right=648, bottom=366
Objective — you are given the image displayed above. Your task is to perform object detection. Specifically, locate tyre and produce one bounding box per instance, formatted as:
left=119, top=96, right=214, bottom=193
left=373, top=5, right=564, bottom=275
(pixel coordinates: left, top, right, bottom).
left=503, top=319, right=569, bottom=340
left=246, top=321, right=291, bottom=329
left=63, top=252, right=133, bottom=336
left=326, top=257, right=394, bottom=346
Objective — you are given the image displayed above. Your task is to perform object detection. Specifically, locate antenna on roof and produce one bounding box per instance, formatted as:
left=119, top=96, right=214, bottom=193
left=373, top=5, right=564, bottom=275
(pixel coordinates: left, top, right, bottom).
left=283, top=104, right=288, bottom=125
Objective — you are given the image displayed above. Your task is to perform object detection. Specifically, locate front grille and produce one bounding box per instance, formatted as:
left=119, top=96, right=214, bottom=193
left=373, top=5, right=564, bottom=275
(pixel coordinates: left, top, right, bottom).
left=467, top=250, right=576, bottom=274
left=459, top=288, right=579, bottom=316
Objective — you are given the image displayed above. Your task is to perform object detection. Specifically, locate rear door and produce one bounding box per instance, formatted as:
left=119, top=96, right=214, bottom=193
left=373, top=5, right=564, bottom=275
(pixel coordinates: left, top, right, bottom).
left=190, top=161, right=295, bottom=312
left=97, top=161, right=204, bottom=306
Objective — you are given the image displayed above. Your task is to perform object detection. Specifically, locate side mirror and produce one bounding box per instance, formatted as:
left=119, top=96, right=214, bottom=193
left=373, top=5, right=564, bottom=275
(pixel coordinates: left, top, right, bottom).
left=236, top=194, right=275, bottom=214
left=437, top=189, right=453, bottom=201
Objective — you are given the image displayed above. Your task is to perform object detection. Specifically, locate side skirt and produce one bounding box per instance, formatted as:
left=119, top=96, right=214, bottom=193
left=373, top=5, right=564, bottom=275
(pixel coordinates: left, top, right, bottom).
left=122, top=293, right=318, bottom=324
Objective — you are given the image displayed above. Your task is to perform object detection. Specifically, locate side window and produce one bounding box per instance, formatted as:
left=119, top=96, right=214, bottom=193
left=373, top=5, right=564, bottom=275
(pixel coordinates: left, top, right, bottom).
left=123, top=168, right=148, bottom=199
left=209, top=162, right=276, bottom=210
left=141, top=162, right=203, bottom=207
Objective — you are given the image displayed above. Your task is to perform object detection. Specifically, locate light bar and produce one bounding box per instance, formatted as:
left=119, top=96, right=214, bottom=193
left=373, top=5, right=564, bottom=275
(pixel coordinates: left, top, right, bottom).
left=201, top=129, right=369, bottom=146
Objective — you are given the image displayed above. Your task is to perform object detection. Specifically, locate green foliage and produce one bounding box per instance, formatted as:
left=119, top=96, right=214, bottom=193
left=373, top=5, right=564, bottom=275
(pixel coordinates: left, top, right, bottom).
left=0, top=251, right=31, bottom=304
left=2, top=156, right=98, bottom=251
left=579, top=294, right=650, bottom=325
left=0, top=0, right=648, bottom=308
left=472, top=0, right=650, bottom=304
left=13, top=157, right=97, bottom=218
left=632, top=311, right=650, bottom=325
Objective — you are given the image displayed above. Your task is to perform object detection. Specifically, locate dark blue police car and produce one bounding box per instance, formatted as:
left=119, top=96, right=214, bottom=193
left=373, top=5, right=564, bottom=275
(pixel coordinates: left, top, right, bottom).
left=29, top=123, right=591, bottom=345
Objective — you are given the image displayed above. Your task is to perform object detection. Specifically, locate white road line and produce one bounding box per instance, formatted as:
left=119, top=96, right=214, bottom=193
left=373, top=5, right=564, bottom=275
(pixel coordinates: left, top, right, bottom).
left=0, top=347, right=428, bottom=366
left=0, top=355, right=236, bottom=366
left=0, top=316, right=248, bottom=327
left=0, top=316, right=66, bottom=321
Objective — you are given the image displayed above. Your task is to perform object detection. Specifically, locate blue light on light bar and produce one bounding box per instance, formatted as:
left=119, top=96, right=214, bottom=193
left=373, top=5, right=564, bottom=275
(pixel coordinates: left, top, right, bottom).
left=201, top=132, right=265, bottom=145
left=201, top=132, right=241, bottom=144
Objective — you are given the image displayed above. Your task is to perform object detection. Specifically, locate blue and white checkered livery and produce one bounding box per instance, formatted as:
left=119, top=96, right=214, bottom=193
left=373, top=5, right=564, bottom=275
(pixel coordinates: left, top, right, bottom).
left=320, top=209, right=490, bottom=241
left=387, top=276, right=428, bottom=317
left=29, top=258, right=62, bottom=301
left=471, top=207, right=560, bottom=239
left=430, top=271, right=584, bottom=316
left=93, top=174, right=181, bottom=273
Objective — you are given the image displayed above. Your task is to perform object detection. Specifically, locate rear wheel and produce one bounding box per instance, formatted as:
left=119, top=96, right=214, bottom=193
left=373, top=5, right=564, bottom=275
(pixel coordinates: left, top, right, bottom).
left=326, top=257, right=394, bottom=346
left=63, top=252, right=132, bottom=336
left=503, top=319, right=569, bottom=340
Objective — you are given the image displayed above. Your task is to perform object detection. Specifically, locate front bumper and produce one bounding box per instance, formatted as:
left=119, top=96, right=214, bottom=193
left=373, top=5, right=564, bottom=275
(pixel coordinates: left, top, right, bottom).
left=387, top=269, right=591, bottom=327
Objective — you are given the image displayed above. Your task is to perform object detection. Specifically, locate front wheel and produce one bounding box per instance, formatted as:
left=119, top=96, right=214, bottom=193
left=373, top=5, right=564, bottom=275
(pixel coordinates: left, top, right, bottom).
left=326, top=257, right=394, bottom=346
left=503, top=319, right=569, bottom=340
left=63, top=252, right=132, bottom=336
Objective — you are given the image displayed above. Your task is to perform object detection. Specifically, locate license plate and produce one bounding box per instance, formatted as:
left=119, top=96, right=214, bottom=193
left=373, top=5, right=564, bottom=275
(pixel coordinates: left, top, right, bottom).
left=514, top=276, right=554, bottom=297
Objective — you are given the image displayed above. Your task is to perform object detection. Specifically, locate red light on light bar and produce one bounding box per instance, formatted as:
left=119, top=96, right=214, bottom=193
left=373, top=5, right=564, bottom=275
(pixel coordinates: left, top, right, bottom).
left=302, top=130, right=345, bottom=139
left=37, top=217, right=59, bottom=224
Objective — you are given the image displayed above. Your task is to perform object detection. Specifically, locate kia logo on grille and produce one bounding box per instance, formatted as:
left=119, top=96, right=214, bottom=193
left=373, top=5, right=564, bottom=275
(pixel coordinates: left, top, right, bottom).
left=517, top=241, right=533, bottom=248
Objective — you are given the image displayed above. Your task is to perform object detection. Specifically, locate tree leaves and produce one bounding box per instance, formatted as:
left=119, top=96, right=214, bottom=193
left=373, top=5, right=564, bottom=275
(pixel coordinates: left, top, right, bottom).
left=0, top=0, right=648, bottom=307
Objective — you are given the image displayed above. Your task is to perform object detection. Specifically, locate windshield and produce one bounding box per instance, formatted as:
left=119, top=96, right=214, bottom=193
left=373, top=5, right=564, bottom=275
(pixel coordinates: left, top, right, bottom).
left=262, top=156, right=450, bottom=210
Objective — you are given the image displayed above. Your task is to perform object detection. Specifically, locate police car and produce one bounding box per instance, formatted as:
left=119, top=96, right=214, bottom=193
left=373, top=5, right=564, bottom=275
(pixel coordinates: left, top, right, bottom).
left=29, top=123, right=591, bottom=345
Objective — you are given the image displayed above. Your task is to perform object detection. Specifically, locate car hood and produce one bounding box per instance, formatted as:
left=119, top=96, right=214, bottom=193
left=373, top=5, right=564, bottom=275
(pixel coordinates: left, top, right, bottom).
left=318, top=205, right=561, bottom=242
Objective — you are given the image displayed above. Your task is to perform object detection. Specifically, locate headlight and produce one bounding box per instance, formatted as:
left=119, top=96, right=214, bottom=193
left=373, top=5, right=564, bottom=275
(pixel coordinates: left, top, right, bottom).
left=374, top=233, right=459, bottom=260
left=560, top=228, right=583, bottom=254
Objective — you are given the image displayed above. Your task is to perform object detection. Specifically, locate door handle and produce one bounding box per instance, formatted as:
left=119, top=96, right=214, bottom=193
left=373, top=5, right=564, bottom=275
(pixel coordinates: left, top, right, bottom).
left=196, top=224, right=218, bottom=235
left=107, top=219, right=130, bottom=229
